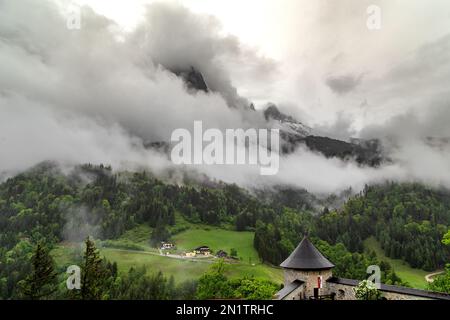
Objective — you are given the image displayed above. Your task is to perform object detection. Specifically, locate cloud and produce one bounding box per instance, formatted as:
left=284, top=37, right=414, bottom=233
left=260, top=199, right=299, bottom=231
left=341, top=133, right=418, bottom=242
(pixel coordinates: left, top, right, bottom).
left=325, top=73, right=364, bottom=95
left=63, top=206, right=101, bottom=242
left=356, top=34, right=450, bottom=140
left=130, top=1, right=277, bottom=109
left=0, top=0, right=271, bottom=182
left=1, top=0, right=450, bottom=197
left=0, top=0, right=270, bottom=141
left=313, top=112, right=357, bottom=141
left=0, top=94, right=172, bottom=175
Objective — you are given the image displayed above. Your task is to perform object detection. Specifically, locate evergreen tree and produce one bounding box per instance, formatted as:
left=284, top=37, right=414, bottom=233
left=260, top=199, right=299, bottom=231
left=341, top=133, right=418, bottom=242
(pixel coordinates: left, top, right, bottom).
left=428, top=231, right=450, bottom=293
left=80, top=237, right=106, bottom=300
left=19, top=242, right=57, bottom=300
left=150, top=223, right=170, bottom=247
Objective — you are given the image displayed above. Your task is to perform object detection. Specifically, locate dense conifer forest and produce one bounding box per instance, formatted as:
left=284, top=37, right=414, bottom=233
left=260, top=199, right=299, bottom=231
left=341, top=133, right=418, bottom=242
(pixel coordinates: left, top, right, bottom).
left=1, top=163, right=449, bottom=299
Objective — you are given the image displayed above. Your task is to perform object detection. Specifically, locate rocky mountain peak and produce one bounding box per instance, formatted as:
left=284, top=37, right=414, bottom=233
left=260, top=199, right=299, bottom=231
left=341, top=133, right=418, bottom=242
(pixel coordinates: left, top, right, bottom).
left=172, top=66, right=209, bottom=93
left=264, top=104, right=312, bottom=138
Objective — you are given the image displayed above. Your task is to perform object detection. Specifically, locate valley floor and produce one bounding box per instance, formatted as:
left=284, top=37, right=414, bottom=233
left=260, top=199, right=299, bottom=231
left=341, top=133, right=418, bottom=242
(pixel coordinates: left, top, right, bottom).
left=52, top=224, right=284, bottom=285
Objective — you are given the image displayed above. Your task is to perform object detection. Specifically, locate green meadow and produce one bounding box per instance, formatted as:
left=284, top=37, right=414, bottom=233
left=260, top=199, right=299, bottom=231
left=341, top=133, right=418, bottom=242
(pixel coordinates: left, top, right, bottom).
left=364, top=236, right=429, bottom=289
left=52, top=223, right=283, bottom=285
left=172, top=227, right=259, bottom=263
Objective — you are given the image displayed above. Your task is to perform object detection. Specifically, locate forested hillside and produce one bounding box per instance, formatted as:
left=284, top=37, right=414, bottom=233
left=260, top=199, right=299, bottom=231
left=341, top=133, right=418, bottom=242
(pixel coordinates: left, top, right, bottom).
left=0, top=162, right=270, bottom=249
left=255, top=183, right=450, bottom=274
left=0, top=163, right=277, bottom=299
left=316, top=184, right=450, bottom=271
left=1, top=163, right=450, bottom=298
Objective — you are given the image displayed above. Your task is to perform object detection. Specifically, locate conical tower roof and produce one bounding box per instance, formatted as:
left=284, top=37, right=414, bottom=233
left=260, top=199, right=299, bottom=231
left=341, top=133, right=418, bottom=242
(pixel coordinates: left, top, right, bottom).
left=280, top=236, right=335, bottom=270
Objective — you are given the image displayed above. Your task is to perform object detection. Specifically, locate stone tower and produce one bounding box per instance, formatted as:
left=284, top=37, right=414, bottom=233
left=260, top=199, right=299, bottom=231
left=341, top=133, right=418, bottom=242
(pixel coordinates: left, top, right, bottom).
left=280, top=236, right=335, bottom=299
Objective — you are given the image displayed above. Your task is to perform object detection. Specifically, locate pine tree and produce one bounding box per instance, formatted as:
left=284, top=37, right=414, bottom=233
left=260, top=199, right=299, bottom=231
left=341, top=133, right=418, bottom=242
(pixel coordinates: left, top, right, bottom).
left=80, top=237, right=106, bottom=300
left=20, top=242, right=57, bottom=300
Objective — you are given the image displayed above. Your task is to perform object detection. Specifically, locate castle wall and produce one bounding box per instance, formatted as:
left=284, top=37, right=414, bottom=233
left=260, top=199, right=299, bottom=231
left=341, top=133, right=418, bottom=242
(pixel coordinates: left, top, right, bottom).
left=327, top=282, right=432, bottom=300
left=278, top=238, right=447, bottom=300
left=284, top=269, right=333, bottom=299
left=326, top=282, right=356, bottom=300
left=282, top=284, right=306, bottom=300
left=382, top=291, right=430, bottom=300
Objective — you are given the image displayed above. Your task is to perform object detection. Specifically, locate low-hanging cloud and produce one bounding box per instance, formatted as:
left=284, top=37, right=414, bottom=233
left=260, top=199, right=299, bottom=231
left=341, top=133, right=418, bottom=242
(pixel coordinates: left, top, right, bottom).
left=1, top=0, right=450, bottom=196
left=0, top=0, right=270, bottom=180
left=325, top=73, right=364, bottom=95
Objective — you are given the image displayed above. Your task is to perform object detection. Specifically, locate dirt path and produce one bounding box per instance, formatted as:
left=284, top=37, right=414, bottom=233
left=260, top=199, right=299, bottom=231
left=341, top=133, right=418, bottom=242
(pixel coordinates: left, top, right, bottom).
left=108, top=248, right=216, bottom=264
left=425, top=270, right=444, bottom=283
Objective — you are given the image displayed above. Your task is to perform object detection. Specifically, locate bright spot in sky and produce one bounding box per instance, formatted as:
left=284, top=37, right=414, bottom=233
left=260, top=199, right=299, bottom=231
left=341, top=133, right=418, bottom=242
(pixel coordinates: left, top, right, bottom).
left=71, top=0, right=285, bottom=60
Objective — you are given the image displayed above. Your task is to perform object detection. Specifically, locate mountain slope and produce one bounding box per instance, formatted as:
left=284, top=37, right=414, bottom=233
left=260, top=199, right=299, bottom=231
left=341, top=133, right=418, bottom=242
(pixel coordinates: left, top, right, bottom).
left=264, top=104, right=383, bottom=165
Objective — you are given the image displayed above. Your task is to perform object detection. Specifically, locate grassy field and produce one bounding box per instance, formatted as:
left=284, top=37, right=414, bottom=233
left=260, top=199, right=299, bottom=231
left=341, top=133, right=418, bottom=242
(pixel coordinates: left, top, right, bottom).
left=52, top=243, right=82, bottom=270
left=52, top=223, right=283, bottom=285
left=100, top=248, right=282, bottom=284
left=100, top=248, right=212, bottom=283
left=118, top=224, right=153, bottom=244
left=172, top=228, right=259, bottom=263
left=104, top=220, right=261, bottom=263
left=364, top=236, right=429, bottom=289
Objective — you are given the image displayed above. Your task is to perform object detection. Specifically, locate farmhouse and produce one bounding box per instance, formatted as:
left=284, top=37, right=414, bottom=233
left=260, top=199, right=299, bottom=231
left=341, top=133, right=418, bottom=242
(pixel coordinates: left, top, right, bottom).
left=216, top=250, right=228, bottom=258
left=184, top=251, right=196, bottom=257
left=160, top=242, right=174, bottom=250
left=194, top=246, right=211, bottom=256
left=275, top=236, right=450, bottom=300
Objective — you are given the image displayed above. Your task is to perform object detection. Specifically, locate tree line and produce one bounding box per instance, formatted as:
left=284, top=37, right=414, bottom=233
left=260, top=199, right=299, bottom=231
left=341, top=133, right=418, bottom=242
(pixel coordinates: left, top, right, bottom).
left=315, top=183, right=450, bottom=271
left=1, top=163, right=450, bottom=298
left=0, top=163, right=277, bottom=299
left=7, top=237, right=278, bottom=300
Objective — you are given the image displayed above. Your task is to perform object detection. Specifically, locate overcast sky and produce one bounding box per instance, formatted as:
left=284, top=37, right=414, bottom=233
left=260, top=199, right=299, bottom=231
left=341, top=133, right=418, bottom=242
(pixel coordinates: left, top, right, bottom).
left=1, top=0, right=450, bottom=193
left=72, top=0, right=450, bottom=133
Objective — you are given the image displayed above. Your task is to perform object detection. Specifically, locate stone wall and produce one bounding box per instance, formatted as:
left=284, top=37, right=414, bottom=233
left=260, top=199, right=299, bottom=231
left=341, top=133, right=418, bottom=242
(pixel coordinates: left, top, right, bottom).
left=327, top=282, right=356, bottom=300
left=282, top=284, right=306, bottom=300
left=284, top=269, right=333, bottom=299
left=282, top=269, right=440, bottom=300
left=327, top=282, right=432, bottom=300
left=381, top=291, right=430, bottom=300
